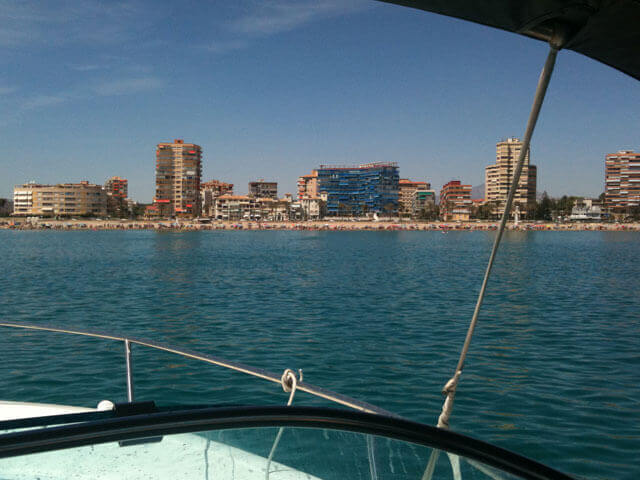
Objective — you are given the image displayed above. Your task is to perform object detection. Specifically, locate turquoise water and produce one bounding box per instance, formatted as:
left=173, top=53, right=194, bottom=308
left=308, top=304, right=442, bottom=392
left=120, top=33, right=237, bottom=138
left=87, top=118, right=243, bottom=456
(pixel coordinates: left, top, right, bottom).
left=0, top=230, right=638, bottom=479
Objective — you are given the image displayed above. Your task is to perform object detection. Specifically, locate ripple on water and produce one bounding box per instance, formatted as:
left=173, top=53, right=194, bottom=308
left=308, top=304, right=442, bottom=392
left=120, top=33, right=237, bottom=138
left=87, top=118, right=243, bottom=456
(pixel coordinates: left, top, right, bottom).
left=0, top=230, right=639, bottom=479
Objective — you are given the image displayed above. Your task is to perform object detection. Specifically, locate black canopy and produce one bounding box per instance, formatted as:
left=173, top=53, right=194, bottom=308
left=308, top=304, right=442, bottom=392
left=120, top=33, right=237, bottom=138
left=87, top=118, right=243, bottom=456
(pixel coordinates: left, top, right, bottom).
left=380, top=0, right=640, bottom=81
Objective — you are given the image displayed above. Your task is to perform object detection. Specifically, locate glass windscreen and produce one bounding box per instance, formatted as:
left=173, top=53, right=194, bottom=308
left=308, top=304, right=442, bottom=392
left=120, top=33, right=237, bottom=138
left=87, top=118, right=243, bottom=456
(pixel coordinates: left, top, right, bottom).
left=0, top=426, right=523, bottom=479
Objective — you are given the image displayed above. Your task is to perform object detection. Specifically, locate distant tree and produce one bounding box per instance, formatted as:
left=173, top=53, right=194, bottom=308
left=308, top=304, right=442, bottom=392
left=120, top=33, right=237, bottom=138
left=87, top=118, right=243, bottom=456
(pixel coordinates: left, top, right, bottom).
left=535, top=192, right=553, bottom=221
left=471, top=202, right=489, bottom=220
left=131, top=203, right=147, bottom=218
left=418, top=201, right=438, bottom=221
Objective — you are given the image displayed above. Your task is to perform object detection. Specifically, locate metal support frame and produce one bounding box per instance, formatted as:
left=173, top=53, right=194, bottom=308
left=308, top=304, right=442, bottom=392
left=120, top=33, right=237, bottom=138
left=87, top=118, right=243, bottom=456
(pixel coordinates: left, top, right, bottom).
left=124, top=339, right=134, bottom=402
left=422, top=38, right=563, bottom=480
left=0, top=322, right=395, bottom=417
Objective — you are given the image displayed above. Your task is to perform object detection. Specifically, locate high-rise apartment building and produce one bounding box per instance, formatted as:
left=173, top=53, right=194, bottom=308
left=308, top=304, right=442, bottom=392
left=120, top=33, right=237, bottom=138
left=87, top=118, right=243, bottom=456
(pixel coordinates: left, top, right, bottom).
left=485, top=138, right=537, bottom=217
left=152, top=139, right=202, bottom=217
left=248, top=181, right=278, bottom=199
left=104, top=176, right=128, bottom=199
left=312, top=162, right=399, bottom=216
left=398, top=179, right=431, bottom=216
left=439, top=180, right=472, bottom=221
left=605, top=150, right=640, bottom=213
left=13, top=181, right=107, bottom=217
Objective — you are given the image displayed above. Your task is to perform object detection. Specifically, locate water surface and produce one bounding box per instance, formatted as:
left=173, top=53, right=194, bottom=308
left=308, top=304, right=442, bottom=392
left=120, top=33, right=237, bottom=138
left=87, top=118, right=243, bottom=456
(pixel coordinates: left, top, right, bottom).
left=0, top=230, right=638, bottom=479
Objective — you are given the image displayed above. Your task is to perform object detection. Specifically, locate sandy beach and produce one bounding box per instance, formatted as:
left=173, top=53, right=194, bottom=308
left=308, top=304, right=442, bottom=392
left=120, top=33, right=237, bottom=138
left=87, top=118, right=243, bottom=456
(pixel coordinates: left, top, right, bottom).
left=2, top=218, right=639, bottom=232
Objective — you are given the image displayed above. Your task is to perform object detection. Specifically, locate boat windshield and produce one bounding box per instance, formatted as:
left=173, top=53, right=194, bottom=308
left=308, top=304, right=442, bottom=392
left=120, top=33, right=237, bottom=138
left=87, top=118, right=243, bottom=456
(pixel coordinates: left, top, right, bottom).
left=0, top=406, right=572, bottom=480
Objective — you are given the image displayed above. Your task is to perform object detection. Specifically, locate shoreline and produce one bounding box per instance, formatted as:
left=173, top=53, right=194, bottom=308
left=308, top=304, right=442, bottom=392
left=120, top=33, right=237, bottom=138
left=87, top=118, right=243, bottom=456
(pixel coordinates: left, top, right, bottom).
left=2, top=219, right=640, bottom=232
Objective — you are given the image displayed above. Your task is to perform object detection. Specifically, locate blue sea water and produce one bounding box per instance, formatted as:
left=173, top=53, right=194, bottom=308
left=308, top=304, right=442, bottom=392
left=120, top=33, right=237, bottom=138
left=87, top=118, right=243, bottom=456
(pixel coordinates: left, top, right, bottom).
left=0, top=230, right=638, bottom=479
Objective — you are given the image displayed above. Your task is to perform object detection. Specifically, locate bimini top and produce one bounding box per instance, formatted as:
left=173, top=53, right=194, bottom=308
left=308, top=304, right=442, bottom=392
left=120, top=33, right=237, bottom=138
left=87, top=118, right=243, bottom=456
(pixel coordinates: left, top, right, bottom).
left=381, top=0, right=640, bottom=81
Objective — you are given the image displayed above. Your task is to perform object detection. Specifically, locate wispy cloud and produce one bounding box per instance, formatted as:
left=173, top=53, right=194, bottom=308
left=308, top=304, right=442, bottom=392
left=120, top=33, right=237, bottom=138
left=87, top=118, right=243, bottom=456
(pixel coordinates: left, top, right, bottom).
left=204, top=0, right=368, bottom=56
left=92, top=77, right=163, bottom=96
left=22, top=94, right=71, bottom=110
left=0, top=73, right=163, bottom=126
left=69, top=64, right=106, bottom=72
left=205, top=39, right=251, bottom=55
left=0, top=0, right=155, bottom=48
left=0, top=85, right=17, bottom=95
left=230, top=0, right=367, bottom=37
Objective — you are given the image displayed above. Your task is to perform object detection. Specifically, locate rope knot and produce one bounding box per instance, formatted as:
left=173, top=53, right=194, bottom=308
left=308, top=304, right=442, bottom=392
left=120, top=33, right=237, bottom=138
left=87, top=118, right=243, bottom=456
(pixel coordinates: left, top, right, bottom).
left=441, top=370, right=462, bottom=396
left=281, top=368, right=302, bottom=394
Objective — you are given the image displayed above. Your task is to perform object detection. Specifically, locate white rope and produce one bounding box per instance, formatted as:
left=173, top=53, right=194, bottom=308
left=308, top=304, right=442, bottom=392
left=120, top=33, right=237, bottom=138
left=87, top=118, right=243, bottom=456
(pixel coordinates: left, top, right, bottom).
left=422, top=37, right=564, bottom=480
left=437, top=43, right=559, bottom=431
left=265, top=369, right=300, bottom=479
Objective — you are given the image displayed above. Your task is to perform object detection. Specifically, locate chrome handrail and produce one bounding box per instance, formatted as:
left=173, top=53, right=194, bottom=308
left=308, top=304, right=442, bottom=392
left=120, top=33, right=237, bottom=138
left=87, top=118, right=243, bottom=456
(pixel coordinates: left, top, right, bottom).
left=0, top=322, right=397, bottom=418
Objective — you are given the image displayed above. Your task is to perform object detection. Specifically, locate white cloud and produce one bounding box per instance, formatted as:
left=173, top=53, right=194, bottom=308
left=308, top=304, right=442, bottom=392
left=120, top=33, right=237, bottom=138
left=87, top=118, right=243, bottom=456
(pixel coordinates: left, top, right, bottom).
left=205, top=39, right=250, bottom=55
left=93, top=77, right=163, bottom=96
left=0, top=0, right=154, bottom=47
left=202, top=0, right=368, bottom=56
left=0, top=85, right=17, bottom=95
left=230, top=0, right=367, bottom=37
left=69, top=64, right=106, bottom=72
left=22, top=94, right=70, bottom=110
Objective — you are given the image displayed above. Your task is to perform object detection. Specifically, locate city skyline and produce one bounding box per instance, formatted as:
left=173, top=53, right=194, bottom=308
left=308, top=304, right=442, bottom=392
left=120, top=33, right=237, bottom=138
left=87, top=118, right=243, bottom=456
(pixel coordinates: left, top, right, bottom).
left=1, top=1, right=638, bottom=202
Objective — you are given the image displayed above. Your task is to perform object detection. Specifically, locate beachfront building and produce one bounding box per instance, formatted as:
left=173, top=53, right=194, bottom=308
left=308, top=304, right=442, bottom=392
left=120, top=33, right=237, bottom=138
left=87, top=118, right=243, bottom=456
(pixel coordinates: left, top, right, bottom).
left=439, top=180, right=472, bottom=221
left=308, top=162, right=399, bottom=217
left=12, top=181, right=107, bottom=217
left=605, top=150, right=640, bottom=216
left=201, top=180, right=233, bottom=217
left=569, top=198, right=603, bottom=221
left=299, top=194, right=327, bottom=220
left=297, top=171, right=318, bottom=199
left=413, top=189, right=437, bottom=217
left=104, top=176, right=128, bottom=199
left=104, top=176, right=128, bottom=217
left=213, top=195, right=291, bottom=221
left=150, top=139, right=202, bottom=217
left=248, top=181, right=278, bottom=199
left=485, top=137, right=537, bottom=218
left=399, top=179, right=430, bottom=217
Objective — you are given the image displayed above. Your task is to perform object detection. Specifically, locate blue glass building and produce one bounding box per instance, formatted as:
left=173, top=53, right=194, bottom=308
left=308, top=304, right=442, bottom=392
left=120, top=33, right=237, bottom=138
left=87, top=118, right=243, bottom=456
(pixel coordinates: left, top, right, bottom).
left=316, top=162, right=399, bottom=216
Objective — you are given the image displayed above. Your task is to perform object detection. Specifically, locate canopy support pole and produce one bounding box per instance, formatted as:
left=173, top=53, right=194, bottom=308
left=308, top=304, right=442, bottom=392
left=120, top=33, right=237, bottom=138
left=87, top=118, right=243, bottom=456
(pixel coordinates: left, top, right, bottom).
left=422, top=40, right=562, bottom=480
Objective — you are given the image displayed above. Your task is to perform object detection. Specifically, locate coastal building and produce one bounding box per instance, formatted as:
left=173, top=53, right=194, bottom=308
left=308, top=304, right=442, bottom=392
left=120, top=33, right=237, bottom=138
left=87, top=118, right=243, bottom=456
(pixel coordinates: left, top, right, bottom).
left=569, top=198, right=603, bottom=221
left=605, top=150, right=640, bottom=215
left=213, top=195, right=290, bottom=221
left=201, top=180, right=234, bottom=217
left=439, top=180, right=472, bottom=221
left=12, top=181, right=107, bottom=217
left=150, top=139, right=202, bottom=217
left=297, top=171, right=318, bottom=199
left=299, top=194, right=327, bottom=220
left=485, top=137, right=537, bottom=218
left=297, top=170, right=326, bottom=218
left=104, top=176, right=128, bottom=217
left=412, top=189, right=437, bottom=217
left=399, top=179, right=431, bottom=217
left=248, top=181, right=278, bottom=199
left=104, top=176, right=128, bottom=199
left=310, top=162, right=399, bottom=217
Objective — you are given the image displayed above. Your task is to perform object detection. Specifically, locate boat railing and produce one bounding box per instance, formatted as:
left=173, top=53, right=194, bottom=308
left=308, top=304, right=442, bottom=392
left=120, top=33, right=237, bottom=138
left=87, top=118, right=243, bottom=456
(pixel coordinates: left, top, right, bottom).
left=0, top=322, right=396, bottom=417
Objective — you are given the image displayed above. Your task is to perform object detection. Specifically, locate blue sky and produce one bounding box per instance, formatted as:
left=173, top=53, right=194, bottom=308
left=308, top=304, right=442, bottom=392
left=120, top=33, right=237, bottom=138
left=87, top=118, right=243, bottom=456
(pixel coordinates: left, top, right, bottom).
left=1, top=0, right=638, bottom=202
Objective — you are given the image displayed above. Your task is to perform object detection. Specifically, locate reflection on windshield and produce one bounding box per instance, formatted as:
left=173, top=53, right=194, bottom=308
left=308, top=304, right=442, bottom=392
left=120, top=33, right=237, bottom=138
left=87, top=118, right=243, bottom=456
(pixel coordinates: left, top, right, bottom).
left=0, top=426, right=523, bottom=480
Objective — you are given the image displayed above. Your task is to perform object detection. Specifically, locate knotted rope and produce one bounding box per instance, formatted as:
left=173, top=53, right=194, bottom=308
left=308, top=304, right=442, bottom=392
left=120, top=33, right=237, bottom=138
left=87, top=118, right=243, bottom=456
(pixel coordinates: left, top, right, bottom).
left=265, top=369, right=302, bottom=479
